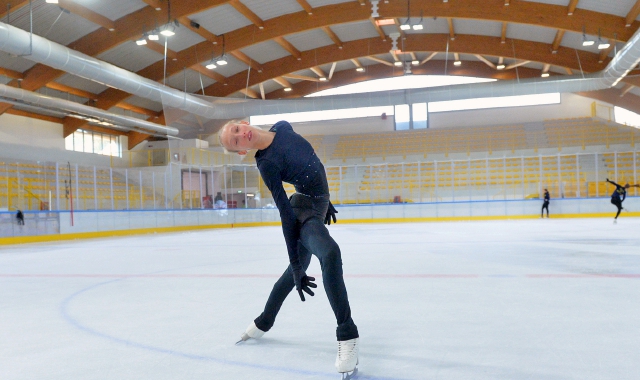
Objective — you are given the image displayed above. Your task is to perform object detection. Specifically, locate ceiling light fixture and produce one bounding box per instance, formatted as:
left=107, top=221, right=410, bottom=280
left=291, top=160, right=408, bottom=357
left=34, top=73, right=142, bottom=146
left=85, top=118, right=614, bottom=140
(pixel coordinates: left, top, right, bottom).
left=205, top=62, right=217, bottom=70
left=319, top=77, right=327, bottom=81
left=136, top=37, right=147, bottom=46
left=411, top=60, right=419, bottom=65
left=394, top=61, right=403, bottom=67
left=356, top=67, right=365, bottom=72
left=582, top=26, right=594, bottom=46
left=496, top=64, right=505, bottom=70
left=215, top=34, right=228, bottom=65
left=284, top=87, right=292, bottom=92
left=597, top=29, right=610, bottom=50
left=412, top=10, right=424, bottom=30
left=541, top=72, right=549, bottom=78
left=45, top=0, right=58, bottom=3
left=160, top=0, right=176, bottom=36
left=453, top=60, right=461, bottom=66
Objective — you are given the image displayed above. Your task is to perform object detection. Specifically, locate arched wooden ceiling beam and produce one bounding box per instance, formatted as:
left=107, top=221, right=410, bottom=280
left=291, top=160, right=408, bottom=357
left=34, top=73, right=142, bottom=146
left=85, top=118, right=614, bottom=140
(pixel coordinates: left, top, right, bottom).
left=8, top=0, right=636, bottom=116
left=101, top=0, right=637, bottom=101
left=205, top=34, right=607, bottom=97
left=0, top=0, right=229, bottom=116
left=268, top=62, right=640, bottom=117
left=268, top=61, right=549, bottom=99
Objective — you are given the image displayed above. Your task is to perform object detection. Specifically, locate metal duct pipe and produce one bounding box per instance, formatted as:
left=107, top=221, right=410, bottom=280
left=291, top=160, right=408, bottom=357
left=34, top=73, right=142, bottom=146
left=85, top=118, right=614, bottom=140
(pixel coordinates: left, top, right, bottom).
left=0, top=84, right=178, bottom=136
left=0, top=20, right=639, bottom=120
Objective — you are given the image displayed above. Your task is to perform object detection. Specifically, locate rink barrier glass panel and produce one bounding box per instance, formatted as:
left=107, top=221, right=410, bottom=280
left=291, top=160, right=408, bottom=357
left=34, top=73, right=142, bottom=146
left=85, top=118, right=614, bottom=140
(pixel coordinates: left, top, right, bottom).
left=0, top=151, right=638, bottom=212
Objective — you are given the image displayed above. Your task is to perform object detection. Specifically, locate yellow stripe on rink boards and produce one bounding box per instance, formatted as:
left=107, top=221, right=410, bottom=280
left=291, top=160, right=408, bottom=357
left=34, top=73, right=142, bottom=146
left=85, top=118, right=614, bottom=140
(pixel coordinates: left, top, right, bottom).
left=0, top=213, right=636, bottom=245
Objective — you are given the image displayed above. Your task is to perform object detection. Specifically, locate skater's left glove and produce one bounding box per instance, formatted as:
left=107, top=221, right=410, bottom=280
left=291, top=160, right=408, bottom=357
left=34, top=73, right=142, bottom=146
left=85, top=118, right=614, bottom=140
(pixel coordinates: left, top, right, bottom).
left=324, top=201, right=338, bottom=225
left=292, top=266, right=317, bottom=302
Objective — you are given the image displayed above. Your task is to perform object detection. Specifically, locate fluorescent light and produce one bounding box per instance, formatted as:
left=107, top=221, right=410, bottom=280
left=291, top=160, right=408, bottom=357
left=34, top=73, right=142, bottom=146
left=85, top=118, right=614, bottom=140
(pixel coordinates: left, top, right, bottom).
left=216, top=57, right=228, bottom=65
left=319, top=77, right=327, bottom=81
left=205, top=63, right=216, bottom=69
left=356, top=67, right=365, bottom=72
left=411, top=60, right=419, bottom=65
left=136, top=38, right=147, bottom=46
left=412, top=24, right=423, bottom=30
left=541, top=72, right=549, bottom=78
left=148, top=32, right=159, bottom=41
left=160, top=27, right=175, bottom=37
left=284, top=87, right=292, bottom=92
left=376, top=19, right=395, bottom=26
left=496, top=64, right=505, bottom=70
left=598, top=41, right=610, bottom=50
left=394, top=61, right=403, bottom=67
left=453, top=60, right=461, bottom=66
left=582, top=39, right=594, bottom=46
left=399, top=24, right=411, bottom=30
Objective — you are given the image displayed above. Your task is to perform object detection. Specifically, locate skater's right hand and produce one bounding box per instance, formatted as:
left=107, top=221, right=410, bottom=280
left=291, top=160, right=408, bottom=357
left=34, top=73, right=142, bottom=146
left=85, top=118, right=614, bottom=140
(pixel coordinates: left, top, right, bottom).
left=292, top=267, right=317, bottom=302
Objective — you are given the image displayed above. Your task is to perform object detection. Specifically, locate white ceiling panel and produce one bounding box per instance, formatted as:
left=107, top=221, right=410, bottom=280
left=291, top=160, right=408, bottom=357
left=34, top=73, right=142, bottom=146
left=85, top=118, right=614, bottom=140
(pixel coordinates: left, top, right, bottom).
left=576, top=0, right=637, bottom=18
left=73, top=0, right=148, bottom=22
left=0, top=53, right=37, bottom=73
left=522, top=0, right=568, bottom=6
left=97, top=42, right=164, bottom=73
left=307, top=0, right=357, bottom=7
left=207, top=55, right=249, bottom=78
left=560, top=31, right=608, bottom=55
left=0, top=76, right=13, bottom=85
left=241, top=40, right=291, bottom=64
left=422, top=17, right=450, bottom=34
left=258, top=80, right=282, bottom=95
left=8, top=0, right=100, bottom=46
left=165, top=69, right=217, bottom=95
left=331, top=21, right=379, bottom=42
left=240, top=0, right=304, bottom=20
left=629, top=87, right=640, bottom=97
left=285, top=29, right=334, bottom=52
left=189, top=4, right=253, bottom=36
left=455, top=19, right=503, bottom=38
left=124, top=96, right=164, bottom=113
left=163, top=26, right=207, bottom=52
left=506, top=23, right=557, bottom=44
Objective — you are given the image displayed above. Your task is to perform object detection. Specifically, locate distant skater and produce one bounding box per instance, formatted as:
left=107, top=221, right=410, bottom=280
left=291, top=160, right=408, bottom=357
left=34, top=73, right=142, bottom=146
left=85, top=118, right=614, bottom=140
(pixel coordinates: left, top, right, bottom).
left=16, top=210, right=24, bottom=225
left=541, top=188, right=550, bottom=218
left=219, top=120, right=359, bottom=379
left=606, top=178, right=631, bottom=223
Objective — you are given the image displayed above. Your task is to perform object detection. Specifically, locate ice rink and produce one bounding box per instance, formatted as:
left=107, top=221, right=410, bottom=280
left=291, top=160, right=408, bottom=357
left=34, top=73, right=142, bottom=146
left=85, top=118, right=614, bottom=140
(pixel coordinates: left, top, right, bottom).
left=1, top=218, right=639, bottom=380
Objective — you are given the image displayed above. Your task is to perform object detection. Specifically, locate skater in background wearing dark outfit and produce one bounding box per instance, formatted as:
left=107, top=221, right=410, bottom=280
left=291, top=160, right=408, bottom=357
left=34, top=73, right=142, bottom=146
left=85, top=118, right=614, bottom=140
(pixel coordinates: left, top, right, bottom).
left=606, top=178, right=635, bottom=223
left=541, top=188, right=550, bottom=218
left=218, top=120, right=359, bottom=378
left=16, top=210, right=24, bottom=225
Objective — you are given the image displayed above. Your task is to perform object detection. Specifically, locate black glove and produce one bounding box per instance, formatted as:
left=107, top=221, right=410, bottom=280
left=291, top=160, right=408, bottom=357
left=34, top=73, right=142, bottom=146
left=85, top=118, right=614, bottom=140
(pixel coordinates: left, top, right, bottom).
left=324, top=201, right=338, bottom=225
left=292, top=266, right=317, bottom=302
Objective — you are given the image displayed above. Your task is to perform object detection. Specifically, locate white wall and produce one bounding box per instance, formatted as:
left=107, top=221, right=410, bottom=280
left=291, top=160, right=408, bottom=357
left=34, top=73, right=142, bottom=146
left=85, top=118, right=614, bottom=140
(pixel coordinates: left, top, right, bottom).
left=426, top=93, right=602, bottom=129
left=285, top=94, right=610, bottom=136
left=291, top=116, right=395, bottom=136
left=0, top=113, right=129, bottom=166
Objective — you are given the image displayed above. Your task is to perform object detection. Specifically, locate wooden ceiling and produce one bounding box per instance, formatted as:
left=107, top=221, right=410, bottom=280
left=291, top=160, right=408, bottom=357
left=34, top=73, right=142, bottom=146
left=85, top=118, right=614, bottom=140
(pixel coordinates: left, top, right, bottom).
left=0, top=0, right=639, bottom=147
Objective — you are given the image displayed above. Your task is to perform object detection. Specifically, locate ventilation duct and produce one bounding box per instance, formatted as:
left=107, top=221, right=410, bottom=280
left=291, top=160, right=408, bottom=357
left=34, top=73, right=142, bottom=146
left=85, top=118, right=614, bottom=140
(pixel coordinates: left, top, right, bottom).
left=0, top=84, right=178, bottom=136
left=0, top=21, right=639, bottom=120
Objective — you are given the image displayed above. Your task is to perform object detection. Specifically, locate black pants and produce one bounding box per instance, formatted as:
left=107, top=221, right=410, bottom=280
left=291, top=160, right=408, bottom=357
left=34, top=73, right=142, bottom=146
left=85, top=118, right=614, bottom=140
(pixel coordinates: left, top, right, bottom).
left=611, top=199, right=623, bottom=218
left=254, top=193, right=359, bottom=341
left=541, top=201, right=549, bottom=217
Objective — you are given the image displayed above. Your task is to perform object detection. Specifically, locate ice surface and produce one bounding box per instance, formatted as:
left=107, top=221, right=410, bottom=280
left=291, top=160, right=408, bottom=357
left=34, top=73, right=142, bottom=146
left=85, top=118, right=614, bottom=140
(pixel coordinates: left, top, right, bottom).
left=1, top=218, right=639, bottom=379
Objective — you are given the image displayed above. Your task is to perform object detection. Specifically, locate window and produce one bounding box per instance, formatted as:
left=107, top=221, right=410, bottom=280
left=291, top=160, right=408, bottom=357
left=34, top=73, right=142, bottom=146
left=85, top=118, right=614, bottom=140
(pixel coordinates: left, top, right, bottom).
left=412, top=103, right=427, bottom=129
left=614, top=107, right=640, bottom=128
left=65, top=129, right=121, bottom=157
left=394, top=104, right=410, bottom=130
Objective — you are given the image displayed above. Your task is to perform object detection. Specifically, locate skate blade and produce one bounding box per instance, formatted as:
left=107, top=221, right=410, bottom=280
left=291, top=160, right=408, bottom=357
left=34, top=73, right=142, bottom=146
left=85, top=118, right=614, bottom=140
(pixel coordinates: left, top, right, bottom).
left=341, top=367, right=358, bottom=380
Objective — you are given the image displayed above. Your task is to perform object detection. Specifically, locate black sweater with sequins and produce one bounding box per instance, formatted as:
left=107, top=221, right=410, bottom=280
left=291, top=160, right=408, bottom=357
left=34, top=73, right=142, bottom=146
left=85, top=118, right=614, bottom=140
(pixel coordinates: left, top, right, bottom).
left=255, top=121, right=328, bottom=269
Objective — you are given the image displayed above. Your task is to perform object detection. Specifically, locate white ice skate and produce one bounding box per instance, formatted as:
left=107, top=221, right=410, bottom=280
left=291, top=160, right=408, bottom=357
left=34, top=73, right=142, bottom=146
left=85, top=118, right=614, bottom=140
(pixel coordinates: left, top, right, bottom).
left=336, top=337, right=359, bottom=379
left=235, top=322, right=265, bottom=344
